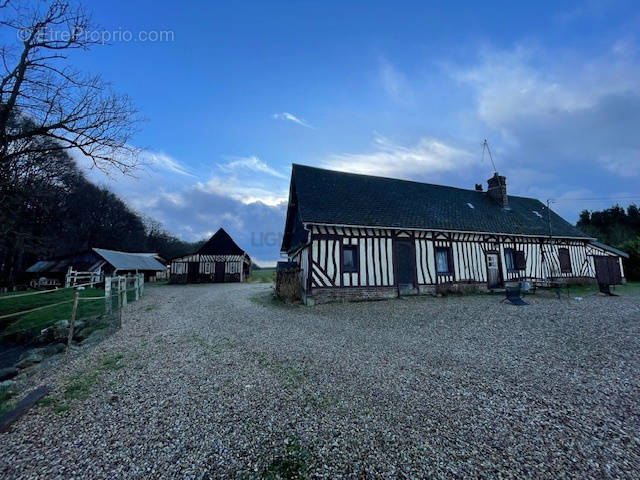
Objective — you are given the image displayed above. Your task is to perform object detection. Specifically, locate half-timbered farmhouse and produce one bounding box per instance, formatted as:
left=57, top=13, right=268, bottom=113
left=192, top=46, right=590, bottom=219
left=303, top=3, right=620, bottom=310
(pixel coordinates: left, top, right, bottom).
left=170, top=228, right=251, bottom=283
left=281, top=165, right=628, bottom=304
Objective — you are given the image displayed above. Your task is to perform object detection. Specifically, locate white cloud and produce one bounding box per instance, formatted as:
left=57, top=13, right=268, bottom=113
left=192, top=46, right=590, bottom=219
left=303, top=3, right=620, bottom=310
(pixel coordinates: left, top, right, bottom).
left=379, top=59, right=412, bottom=102
left=219, top=155, right=287, bottom=179
left=142, top=151, right=196, bottom=177
left=272, top=112, right=314, bottom=129
left=75, top=148, right=289, bottom=264
left=322, top=135, right=473, bottom=180
left=455, top=44, right=640, bottom=129
left=454, top=47, right=588, bottom=128
left=599, top=149, right=640, bottom=177
left=198, top=176, right=288, bottom=207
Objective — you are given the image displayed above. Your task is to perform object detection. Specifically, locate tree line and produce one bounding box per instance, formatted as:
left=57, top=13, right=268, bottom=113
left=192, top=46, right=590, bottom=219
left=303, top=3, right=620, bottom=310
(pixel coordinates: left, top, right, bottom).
left=577, top=204, right=640, bottom=280
left=0, top=1, right=199, bottom=287
left=0, top=137, right=201, bottom=286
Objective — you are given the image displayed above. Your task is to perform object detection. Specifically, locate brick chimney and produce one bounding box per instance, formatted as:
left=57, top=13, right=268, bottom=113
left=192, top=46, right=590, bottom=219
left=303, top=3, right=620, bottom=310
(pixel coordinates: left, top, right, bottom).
left=487, top=173, right=508, bottom=208
left=474, top=183, right=483, bottom=191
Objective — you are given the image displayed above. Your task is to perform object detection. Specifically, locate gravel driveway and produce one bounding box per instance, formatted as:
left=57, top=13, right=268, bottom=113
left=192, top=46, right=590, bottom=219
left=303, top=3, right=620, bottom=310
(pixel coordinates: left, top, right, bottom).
left=2, top=283, right=639, bottom=478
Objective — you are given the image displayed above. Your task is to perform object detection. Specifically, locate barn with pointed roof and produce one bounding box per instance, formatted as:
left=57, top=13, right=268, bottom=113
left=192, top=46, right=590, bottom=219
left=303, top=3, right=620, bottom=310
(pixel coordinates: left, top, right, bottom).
left=169, top=228, right=251, bottom=283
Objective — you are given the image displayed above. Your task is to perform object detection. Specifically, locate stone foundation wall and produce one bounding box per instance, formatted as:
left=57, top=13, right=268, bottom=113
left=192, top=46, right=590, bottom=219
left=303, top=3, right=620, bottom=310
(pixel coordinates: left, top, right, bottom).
left=434, top=282, right=488, bottom=295
left=305, top=287, right=398, bottom=305
left=296, top=276, right=604, bottom=305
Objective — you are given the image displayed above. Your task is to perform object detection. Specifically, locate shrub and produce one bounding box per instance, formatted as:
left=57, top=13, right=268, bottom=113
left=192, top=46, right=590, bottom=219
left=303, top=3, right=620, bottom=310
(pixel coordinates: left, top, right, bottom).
left=620, top=237, right=640, bottom=281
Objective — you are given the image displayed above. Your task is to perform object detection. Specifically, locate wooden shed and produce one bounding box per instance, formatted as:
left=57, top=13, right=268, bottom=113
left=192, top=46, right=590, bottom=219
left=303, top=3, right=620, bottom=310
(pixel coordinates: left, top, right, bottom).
left=25, top=248, right=168, bottom=287
left=169, top=228, right=251, bottom=283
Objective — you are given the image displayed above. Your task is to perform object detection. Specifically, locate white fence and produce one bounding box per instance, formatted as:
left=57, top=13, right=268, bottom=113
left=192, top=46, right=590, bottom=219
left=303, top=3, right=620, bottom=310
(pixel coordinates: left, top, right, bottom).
left=65, top=268, right=102, bottom=288
left=104, top=274, right=144, bottom=312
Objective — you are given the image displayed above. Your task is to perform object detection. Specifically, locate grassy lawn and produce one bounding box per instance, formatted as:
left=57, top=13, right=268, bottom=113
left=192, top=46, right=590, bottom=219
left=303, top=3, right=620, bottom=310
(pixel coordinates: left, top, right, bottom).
left=0, top=384, right=18, bottom=416
left=565, top=281, right=640, bottom=296
left=249, top=268, right=275, bottom=283
left=0, top=288, right=106, bottom=339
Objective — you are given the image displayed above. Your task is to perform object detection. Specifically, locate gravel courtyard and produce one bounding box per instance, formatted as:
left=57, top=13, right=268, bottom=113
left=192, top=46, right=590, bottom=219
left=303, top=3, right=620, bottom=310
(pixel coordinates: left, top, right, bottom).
left=2, top=283, right=639, bottom=478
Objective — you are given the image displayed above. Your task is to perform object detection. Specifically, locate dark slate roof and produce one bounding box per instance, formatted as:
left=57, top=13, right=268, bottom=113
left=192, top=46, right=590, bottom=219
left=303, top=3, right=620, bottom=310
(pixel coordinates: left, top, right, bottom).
left=26, top=251, right=104, bottom=274
left=290, top=164, right=592, bottom=239
left=198, top=228, right=246, bottom=255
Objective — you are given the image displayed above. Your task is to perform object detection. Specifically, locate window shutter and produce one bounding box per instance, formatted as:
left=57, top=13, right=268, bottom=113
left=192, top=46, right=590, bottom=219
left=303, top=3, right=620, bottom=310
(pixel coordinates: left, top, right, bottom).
left=514, top=251, right=526, bottom=270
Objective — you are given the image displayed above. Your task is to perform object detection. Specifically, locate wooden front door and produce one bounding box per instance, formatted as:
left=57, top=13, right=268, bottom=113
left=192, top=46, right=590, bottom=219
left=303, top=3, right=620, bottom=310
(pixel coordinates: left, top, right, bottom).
left=214, top=261, right=225, bottom=283
left=395, top=240, right=416, bottom=287
left=486, top=253, right=502, bottom=288
left=187, top=262, right=199, bottom=282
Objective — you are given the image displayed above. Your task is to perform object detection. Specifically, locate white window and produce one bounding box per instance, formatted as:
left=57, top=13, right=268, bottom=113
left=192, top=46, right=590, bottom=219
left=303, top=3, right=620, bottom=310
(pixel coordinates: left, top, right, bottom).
left=435, top=247, right=451, bottom=274
left=505, top=249, right=514, bottom=271
left=342, top=246, right=358, bottom=273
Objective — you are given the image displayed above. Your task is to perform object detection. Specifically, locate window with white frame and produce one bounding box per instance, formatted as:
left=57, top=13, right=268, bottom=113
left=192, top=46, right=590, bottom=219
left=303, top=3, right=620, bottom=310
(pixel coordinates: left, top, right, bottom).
left=435, top=247, right=452, bottom=274
left=505, top=248, right=526, bottom=272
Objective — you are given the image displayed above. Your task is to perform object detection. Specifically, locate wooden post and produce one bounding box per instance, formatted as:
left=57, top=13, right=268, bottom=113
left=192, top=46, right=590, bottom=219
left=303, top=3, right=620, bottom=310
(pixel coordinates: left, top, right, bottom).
left=121, top=277, right=127, bottom=307
left=134, top=275, right=139, bottom=301
left=66, top=291, right=80, bottom=356
left=139, top=273, right=144, bottom=296
left=105, top=277, right=112, bottom=314
left=116, top=277, right=122, bottom=309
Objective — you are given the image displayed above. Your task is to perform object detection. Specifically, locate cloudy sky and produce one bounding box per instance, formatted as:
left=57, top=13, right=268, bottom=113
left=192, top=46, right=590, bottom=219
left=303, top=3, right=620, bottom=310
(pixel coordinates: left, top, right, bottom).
left=72, top=1, right=640, bottom=265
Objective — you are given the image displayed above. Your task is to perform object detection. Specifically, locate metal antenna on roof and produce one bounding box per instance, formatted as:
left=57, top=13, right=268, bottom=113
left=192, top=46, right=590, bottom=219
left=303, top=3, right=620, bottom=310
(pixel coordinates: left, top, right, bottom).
left=482, top=139, right=498, bottom=174
left=546, top=198, right=556, bottom=239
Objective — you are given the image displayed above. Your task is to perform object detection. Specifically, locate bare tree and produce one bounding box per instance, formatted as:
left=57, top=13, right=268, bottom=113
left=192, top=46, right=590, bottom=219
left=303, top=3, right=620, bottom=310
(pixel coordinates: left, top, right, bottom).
left=0, top=0, right=140, bottom=173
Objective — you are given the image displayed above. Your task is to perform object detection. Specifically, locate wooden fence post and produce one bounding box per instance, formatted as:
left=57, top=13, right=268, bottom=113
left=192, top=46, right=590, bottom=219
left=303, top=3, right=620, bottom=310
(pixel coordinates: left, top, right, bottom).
left=134, top=276, right=139, bottom=301
left=66, top=291, right=80, bottom=356
left=121, top=277, right=127, bottom=307
left=105, top=277, right=112, bottom=314
left=65, top=267, right=72, bottom=288
left=139, top=273, right=144, bottom=296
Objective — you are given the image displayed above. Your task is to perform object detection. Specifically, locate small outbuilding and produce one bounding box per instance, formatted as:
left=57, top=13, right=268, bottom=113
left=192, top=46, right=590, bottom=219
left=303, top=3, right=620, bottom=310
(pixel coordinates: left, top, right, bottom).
left=26, top=248, right=168, bottom=287
left=169, top=228, right=251, bottom=283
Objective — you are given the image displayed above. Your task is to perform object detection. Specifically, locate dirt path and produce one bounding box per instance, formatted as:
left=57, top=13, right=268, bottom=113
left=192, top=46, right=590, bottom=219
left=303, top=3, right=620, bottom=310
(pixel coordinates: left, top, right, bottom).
left=1, top=283, right=639, bottom=478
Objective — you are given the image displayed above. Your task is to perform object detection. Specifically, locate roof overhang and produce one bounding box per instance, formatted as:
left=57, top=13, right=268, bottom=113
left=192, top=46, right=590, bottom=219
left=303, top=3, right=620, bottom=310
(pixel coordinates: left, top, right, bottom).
left=589, top=240, right=630, bottom=258
left=302, top=221, right=596, bottom=241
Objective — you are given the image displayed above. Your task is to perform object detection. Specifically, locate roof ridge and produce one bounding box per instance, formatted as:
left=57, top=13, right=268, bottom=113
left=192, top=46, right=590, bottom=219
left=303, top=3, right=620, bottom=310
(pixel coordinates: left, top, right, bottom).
left=292, top=163, right=541, bottom=202
left=93, top=247, right=157, bottom=255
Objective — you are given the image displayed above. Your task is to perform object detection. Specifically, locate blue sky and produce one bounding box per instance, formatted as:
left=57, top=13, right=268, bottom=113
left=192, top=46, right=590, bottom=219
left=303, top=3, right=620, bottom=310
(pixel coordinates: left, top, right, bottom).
left=65, top=0, right=640, bottom=265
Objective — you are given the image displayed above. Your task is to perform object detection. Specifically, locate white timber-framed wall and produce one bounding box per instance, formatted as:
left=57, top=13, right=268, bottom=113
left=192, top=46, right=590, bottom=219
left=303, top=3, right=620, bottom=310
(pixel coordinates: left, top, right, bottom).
left=170, top=253, right=250, bottom=283
left=288, top=224, right=625, bottom=302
